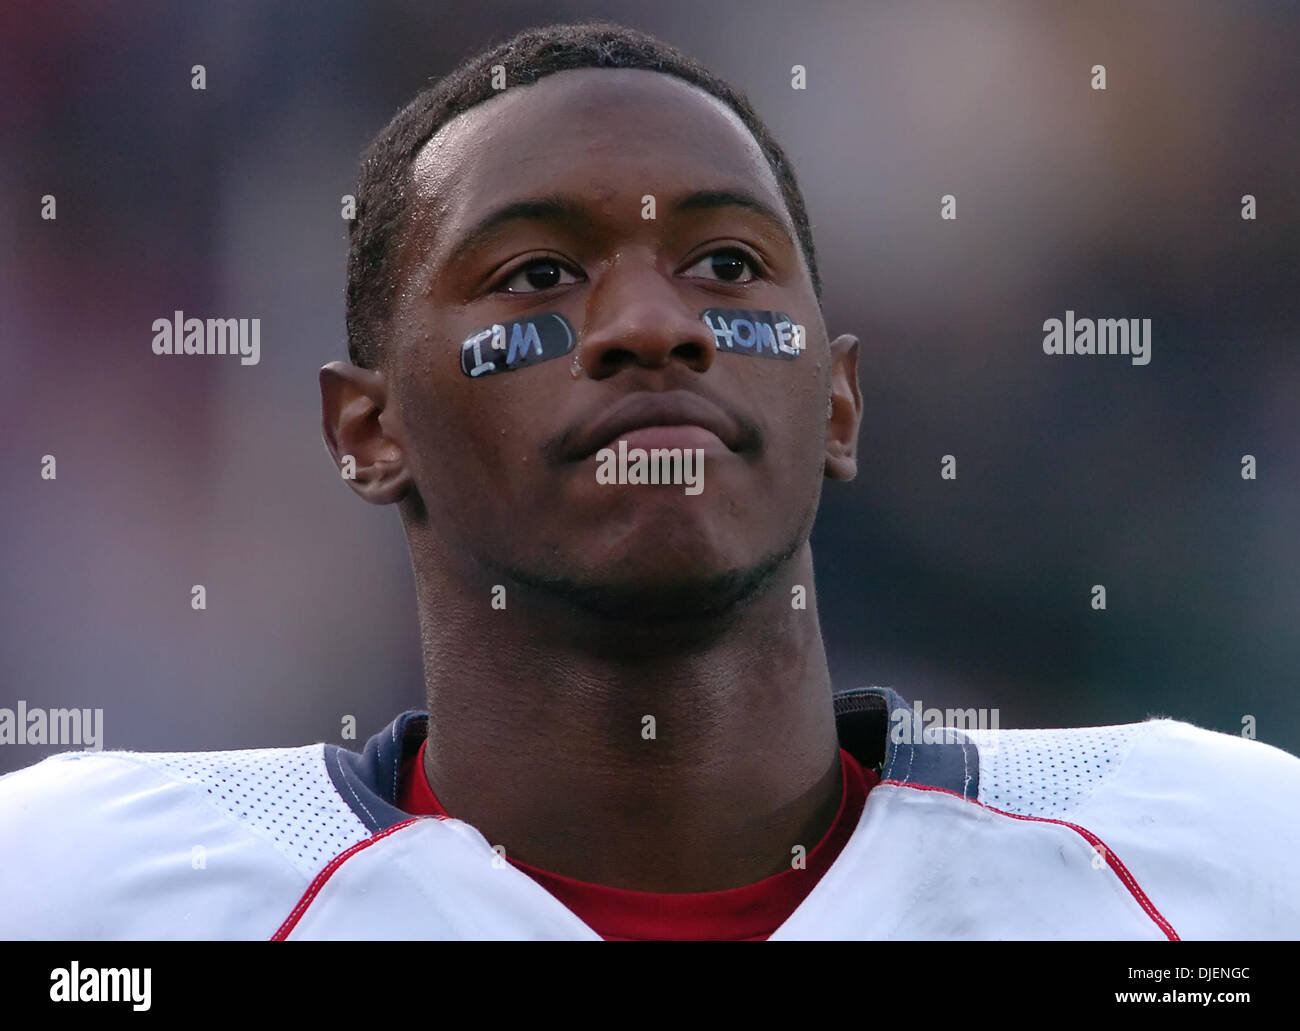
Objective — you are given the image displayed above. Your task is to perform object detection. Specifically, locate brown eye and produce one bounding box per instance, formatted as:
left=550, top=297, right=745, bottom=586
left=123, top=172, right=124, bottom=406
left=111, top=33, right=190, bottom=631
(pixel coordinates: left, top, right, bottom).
left=499, top=258, right=582, bottom=294
left=684, top=248, right=759, bottom=284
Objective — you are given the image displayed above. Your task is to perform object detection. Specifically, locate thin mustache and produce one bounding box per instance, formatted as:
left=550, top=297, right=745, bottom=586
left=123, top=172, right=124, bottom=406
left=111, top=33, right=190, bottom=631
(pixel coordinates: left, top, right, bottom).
left=545, top=385, right=764, bottom=464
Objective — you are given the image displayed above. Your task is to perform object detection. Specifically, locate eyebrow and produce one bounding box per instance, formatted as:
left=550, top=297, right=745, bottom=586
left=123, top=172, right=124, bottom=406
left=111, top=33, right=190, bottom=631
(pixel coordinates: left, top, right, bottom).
left=439, top=188, right=795, bottom=272
left=671, top=190, right=794, bottom=245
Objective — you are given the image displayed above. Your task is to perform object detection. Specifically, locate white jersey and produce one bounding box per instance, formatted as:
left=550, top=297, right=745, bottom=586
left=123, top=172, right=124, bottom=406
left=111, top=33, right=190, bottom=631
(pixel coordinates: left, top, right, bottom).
left=1, top=687, right=1297, bottom=940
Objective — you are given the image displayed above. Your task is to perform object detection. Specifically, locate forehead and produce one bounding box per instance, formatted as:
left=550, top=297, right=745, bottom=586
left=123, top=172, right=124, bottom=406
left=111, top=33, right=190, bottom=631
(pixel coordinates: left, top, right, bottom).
left=406, top=67, right=790, bottom=266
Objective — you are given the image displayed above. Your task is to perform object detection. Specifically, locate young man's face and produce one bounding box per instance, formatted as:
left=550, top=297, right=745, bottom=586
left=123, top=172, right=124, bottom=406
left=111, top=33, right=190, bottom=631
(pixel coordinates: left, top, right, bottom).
left=375, top=67, right=859, bottom=618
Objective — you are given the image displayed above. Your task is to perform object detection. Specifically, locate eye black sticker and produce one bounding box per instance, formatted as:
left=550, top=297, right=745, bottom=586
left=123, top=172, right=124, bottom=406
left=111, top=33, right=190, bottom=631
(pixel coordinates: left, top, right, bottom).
left=460, top=313, right=576, bottom=377
left=701, top=309, right=804, bottom=359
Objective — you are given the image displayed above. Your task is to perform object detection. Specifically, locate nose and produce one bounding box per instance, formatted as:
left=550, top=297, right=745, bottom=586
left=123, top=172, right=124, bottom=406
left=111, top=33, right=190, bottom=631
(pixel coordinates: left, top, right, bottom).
left=572, top=248, right=718, bottom=379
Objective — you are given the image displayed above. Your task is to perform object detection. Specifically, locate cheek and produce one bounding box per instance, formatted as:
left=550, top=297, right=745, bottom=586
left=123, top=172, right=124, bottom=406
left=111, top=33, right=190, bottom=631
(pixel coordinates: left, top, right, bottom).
left=392, top=372, right=480, bottom=496
left=751, top=367, right=826, bottom=467
left=401, top=379, right=556, bottom=533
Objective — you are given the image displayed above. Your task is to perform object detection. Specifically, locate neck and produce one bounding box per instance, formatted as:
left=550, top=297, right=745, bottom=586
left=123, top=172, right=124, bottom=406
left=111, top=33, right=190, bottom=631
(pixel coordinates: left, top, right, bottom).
left=408, top=535, right=843, bottom=892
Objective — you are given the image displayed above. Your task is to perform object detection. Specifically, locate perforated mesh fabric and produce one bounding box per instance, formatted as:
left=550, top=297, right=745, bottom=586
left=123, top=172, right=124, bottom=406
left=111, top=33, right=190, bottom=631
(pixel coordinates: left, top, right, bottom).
left=962, top=723, right=1149, bottom=818
left=136, top=744, right=371, bottom=879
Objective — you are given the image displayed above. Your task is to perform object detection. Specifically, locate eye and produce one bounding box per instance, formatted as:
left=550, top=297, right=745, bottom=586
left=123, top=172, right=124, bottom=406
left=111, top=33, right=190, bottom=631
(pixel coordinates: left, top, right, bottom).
left=682, top=247, right=761, bottom=284
left=497, top=257, right=583, bottom=294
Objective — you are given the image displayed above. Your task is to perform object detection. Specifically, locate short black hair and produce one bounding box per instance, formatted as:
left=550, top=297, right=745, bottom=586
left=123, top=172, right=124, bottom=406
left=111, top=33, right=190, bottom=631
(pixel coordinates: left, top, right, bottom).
left=345, top=19, right=823, bottom=370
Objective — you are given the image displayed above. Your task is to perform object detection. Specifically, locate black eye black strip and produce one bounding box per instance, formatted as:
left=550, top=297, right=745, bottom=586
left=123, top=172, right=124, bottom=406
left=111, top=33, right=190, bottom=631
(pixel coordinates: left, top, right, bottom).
left=459, top=309, right=803, bottom=377
left=460, top=313, right=576, bottom=377
left=701, top=309, right=804, bottom=359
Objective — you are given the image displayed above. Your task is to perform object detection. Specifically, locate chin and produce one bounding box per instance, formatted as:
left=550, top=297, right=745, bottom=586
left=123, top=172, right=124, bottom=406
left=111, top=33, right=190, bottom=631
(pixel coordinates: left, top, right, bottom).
left=552, top=572, right=762, bottom=623
left=586, top=528, right=749, bottom=589
left=506, top=536, right=798, bottom=624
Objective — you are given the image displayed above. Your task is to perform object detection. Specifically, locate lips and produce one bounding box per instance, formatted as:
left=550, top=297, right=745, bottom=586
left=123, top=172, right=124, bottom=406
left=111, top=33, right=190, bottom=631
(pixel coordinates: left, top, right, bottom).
left=563, top=390, right=747, bottom=461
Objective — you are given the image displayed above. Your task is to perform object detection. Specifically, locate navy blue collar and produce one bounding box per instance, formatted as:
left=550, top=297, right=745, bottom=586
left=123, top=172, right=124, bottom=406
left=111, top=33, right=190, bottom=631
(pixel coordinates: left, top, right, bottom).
left=323, top=686, right=980, bottom=833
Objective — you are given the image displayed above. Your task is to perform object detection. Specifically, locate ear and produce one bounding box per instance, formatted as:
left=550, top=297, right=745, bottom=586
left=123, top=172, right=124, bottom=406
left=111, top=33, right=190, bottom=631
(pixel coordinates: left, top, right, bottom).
left=824, top=334, right=862, bottom=481
left=319, top=361, right=413, bottom=505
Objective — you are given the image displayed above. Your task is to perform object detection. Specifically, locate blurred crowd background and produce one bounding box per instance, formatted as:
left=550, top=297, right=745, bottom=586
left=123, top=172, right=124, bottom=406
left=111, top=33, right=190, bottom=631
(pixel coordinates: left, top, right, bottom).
left=2, top=0, right=1297, bottom=773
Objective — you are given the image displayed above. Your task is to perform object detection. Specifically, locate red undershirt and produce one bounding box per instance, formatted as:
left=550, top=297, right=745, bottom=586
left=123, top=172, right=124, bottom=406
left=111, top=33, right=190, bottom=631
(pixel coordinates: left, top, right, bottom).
left=398, top=739, right=877, bottom=940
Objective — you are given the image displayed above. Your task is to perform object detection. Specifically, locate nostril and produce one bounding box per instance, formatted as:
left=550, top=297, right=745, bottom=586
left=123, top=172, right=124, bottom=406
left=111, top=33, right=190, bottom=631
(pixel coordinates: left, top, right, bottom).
left=672, top=341, right=706, bottom=364
left=597, top=347, right=639, bottom=374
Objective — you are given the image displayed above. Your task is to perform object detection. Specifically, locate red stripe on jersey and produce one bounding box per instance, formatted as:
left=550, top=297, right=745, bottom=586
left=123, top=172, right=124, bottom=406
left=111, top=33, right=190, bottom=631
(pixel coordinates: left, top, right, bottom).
left=271, top=818, right=422, bottom=940
left=882, top=780, right=1181, bottom=940
left=400, top=740, right=876, bottom=941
